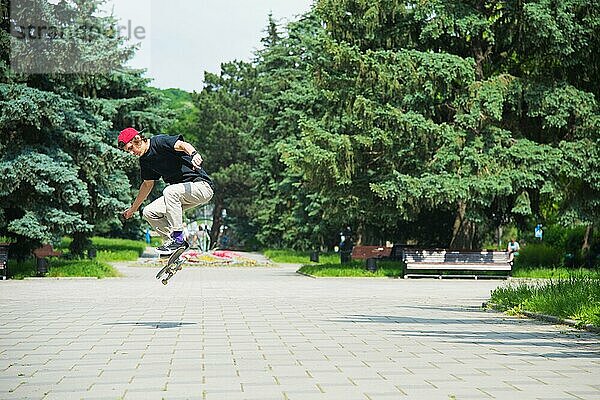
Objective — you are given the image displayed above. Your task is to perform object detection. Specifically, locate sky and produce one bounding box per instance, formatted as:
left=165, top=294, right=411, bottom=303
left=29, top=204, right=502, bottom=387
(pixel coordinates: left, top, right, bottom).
left=102, top=0, right=314, bottom=92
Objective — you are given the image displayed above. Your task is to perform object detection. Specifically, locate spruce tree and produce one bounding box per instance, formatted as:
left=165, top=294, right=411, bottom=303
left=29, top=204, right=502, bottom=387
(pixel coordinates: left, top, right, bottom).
left=0, top=0, right=171, bottom=257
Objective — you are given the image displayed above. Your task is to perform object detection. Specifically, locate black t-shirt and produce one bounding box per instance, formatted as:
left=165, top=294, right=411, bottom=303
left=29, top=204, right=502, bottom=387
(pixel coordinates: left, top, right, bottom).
left=139, top=134, right=213, bottom=187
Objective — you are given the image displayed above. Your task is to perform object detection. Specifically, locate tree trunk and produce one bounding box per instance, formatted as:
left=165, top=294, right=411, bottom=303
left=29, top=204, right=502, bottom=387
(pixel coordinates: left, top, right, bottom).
left=355, top=222, right=364, bottom=246
left=449, top=201, right=475, bottom=250
left=582, top=224, right=593, bottom=267
left=70, top=232, right=91, bottom=258
left=210, top=200, right=224, bottom=248
left=582, top=224, right=592, bottom=252
left=471, top=36, right=491, bottom=81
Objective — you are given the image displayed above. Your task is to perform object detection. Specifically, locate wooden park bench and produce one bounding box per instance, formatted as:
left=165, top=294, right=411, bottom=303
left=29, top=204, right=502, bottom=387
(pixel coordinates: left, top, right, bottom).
left=33, top=244, right=62, bottom=276
left=33, top=244, right=62, bottom=259
left=351, top=245, right=393, bottom=261
left=401, top=248, right=511, bottom=279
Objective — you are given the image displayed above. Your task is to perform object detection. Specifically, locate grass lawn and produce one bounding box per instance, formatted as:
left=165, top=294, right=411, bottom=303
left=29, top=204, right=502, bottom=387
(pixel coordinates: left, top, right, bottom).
left=512, top=266, right=599, bottom=279
left=8, top=258, right=121, bottom=279
left=295, top=258, right=599, bottom=280
left=7, top=237, right=145, bottom=279
left=298, top=260, right=405, bottom=278
left=489, top=273, right=600, bottom=328
left=264, top=249, right=340, bottom=264
left=60, top=237, right=146, bottom=261
left=47, top=259, right=122, bottom=278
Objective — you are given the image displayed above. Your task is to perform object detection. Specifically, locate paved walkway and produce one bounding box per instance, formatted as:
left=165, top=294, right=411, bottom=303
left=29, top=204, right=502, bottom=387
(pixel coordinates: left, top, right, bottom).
left=1, top=260, right=599, bottom=400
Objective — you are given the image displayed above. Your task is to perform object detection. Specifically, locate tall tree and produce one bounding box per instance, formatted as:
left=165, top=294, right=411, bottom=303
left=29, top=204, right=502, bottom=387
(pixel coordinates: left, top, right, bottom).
left=193, top=61, right=257, bottom=246
left=0, top=0, right=171, bottom=256
left=278, top=0, right=600, bottom=248
left=250, top=13, right=336, bottom=249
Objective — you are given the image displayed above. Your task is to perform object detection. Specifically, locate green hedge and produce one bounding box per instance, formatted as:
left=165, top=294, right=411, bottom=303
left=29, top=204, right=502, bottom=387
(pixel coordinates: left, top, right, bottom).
left=515, top=243, right=563, bottom=268
left=535, top=225, right=599, bottom=268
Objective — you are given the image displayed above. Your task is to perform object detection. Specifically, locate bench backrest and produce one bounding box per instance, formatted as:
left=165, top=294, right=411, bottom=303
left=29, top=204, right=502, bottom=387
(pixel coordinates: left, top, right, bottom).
left=351, top=245, right=392, bottom=260
left=403, top=249, right=508, bottom=264
left=33, top=244, right=62, bottom=258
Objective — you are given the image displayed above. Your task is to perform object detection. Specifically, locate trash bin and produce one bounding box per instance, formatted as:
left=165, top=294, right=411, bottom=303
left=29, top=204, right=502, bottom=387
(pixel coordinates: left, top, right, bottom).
left=366, top=258, right=378, bottom=272
left=310, top=250, right=319, bottom=263
left=0, top=243, right=8, bottom=280
left=36, top=257, right=49, bottom=276
left=564, top=253, right=575, bottom=268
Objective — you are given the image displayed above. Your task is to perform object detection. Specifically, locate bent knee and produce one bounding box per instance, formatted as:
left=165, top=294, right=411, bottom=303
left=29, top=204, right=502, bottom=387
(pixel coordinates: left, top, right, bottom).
left=162, top=184, right=181, bottom=198
left=142, top=206, right=156, bottom=221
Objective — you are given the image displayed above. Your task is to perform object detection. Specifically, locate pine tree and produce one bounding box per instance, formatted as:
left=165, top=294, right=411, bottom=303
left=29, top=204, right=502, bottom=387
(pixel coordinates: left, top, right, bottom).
left=0, top=0, right=171, bottom=257
left=279, top=0, right=600, bottom=248
left=193, top=61, right=257, bottom=246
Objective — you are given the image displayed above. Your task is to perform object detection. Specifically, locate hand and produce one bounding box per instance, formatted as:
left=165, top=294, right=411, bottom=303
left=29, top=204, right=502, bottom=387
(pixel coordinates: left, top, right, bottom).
left=122, top=208, right=136, bottom=219
left=191, top=153, right=203, bottom=169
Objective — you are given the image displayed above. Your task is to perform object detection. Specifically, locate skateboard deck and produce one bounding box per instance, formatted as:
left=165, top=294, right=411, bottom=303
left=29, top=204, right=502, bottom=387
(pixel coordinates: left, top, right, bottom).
left=156, top=246, right=187, bottom=285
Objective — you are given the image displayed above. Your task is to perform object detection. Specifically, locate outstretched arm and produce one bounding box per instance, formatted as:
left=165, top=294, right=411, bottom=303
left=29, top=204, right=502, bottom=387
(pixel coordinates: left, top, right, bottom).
left=123, top=180, right=155, bottom=219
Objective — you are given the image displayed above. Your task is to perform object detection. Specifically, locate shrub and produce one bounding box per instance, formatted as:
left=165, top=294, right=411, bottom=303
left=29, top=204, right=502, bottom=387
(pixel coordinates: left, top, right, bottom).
left=515, top=243, right=563, bottom=268
left=542, top=225, right=569, bottom=248
left=564, top=226, right=599, bottom=268
left=564, top=226, right=588, bottom=255
left=7, top=259, right=36, bottom=279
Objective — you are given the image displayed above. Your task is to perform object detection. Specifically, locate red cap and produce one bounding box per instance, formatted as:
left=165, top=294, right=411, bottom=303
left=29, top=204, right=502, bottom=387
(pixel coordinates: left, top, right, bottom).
left=118, top=127, right=139, bottom=145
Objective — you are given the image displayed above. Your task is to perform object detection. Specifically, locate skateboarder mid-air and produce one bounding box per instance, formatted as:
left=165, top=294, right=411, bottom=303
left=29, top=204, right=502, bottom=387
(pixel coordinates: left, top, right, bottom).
left=119, top=127, right=214, bottom=256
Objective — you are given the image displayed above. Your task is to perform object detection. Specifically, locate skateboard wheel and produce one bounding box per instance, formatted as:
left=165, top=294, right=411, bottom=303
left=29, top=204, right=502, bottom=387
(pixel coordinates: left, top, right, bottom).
left=162, top=279, right=168, bottom=285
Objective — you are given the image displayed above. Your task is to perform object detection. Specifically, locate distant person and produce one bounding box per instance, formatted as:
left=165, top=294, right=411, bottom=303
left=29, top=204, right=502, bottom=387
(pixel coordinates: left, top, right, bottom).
left=219, top=227, right=229, bottom=249
left=119, top=127, right=214, bottom=255
left=204, top=225, right=212, bottom=251
left=182, top=222, right=189, bottom=243
left=199, top=225, right=211, bottom=252
left=198, top=225, right=206, bottom=252
left=339, top=226, right=353, bottom=251
left=188, top=221, right=199, bottom=249
left=507, top=238, right=520, bottom=265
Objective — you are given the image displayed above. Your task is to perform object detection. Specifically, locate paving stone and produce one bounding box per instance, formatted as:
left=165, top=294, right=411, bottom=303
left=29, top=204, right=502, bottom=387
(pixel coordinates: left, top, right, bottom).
left=0, top=263, right=598, bottom=399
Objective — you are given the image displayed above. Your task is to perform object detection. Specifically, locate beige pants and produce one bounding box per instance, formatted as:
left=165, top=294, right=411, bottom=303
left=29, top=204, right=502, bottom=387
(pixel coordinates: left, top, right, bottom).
left=143, top=181, right=213, bottom=240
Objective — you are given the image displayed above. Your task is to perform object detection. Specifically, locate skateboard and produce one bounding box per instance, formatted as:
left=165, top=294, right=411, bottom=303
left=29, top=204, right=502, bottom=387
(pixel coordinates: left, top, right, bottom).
left=155, top=246, right=187, bottom=285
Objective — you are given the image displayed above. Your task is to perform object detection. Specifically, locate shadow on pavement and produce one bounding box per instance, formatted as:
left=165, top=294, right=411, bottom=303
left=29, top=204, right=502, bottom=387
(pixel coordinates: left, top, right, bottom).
left=330, top=314, right=522, bottom=326
left=139, top=253, right=159, bottom=259
left=398, top=304, right=486, bottom=312
left=330, top=311, right=600, bottom=359
left=104, top=321, right=196, bottom=329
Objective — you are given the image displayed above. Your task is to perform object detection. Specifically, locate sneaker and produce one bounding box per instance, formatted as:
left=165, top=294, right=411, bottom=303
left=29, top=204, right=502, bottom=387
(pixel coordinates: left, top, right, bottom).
left=156, top=238, right=189, bottom=255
